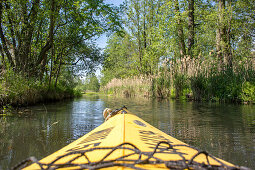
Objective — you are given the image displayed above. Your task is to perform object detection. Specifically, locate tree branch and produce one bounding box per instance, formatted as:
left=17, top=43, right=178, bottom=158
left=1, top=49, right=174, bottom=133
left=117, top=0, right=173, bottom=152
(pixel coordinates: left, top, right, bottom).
left=0, top=2, right=14, bottom=67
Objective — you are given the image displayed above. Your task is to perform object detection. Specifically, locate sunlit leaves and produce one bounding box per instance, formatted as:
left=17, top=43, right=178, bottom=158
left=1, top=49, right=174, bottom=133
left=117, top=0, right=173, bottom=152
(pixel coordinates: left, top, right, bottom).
left=0, top=0, right=122, bottom=91
left=101, top=0, right=255, bottom=86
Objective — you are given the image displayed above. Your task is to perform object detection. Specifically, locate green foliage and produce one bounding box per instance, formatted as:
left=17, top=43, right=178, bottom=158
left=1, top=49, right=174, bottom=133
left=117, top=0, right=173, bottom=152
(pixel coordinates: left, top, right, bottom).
left=189, top=66, right=255, bottom=103
left=240, top=82, right=255, bottom=103
left=152, top=73, right=171, bottom=98
left=99, top=0, right=255, bottom=104
left=173, top=73, right=189, bottom=98
left=190, top=74, right=208, bottom=101
left=0, top=0, right=122, bottom=106
left=208, top=69, right=242, bottom=101
left=102, top=0, right=164, bottom=79
left=84, top=74, right=100, bottom=92
left=101, top=32, right=136, bottom=86
left=74, top=79, right=86, bottom=94
left=0, top=68, right=81, bottom=106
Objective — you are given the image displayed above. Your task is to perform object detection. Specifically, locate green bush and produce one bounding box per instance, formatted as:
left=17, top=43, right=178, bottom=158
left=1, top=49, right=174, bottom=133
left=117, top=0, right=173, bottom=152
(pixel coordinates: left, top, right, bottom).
left=190, top=74, right=208, bottom=101
left=152, top=75, right=171, bottom=98
left=173, top=73, right=189, bottom=98
left=0, top=70, right=80, bottom=106
left=240, top=82, right=255, bottom=102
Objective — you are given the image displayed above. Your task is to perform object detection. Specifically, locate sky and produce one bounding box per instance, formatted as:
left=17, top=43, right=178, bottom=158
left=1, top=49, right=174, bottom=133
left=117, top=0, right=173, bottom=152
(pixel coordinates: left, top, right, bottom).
left=96, top=0, right=125, bottom=49
left=104, top=0, right=124, bottom=6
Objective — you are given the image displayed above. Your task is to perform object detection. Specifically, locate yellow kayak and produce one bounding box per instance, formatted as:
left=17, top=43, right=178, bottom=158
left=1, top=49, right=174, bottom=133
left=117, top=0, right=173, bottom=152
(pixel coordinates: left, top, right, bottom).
left=16, top=107, right=243, bottom=169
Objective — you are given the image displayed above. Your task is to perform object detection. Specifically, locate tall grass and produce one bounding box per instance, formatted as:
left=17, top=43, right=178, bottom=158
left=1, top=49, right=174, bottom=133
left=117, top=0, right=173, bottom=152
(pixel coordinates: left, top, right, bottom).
left=167, top=56, right=255, bottom=102
left=102, top=77, right=153, bottom=97
left=0, top=70, right=80, bottom=107
left=102, top=56, right=255, bottom=103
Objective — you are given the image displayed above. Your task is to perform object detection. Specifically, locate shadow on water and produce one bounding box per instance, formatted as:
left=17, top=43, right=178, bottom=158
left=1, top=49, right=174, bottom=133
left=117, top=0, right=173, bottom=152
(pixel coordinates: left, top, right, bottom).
left=0, top=96, right=254, bottom=169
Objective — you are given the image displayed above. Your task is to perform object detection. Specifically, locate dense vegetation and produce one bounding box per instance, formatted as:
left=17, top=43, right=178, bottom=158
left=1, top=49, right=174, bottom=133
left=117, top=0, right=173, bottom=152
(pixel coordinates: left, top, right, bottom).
left=0, top=0, right=121, bottom=106
left=1, top=0, right=255, bottom=107
left=101, top=0, right=255, bottom=103
left=76, top=73, right=101, bottom=93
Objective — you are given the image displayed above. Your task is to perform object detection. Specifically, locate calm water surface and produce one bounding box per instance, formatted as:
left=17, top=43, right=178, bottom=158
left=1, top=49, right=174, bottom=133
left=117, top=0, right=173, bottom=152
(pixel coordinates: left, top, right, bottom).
left=0, top=95, right=255, bottom=169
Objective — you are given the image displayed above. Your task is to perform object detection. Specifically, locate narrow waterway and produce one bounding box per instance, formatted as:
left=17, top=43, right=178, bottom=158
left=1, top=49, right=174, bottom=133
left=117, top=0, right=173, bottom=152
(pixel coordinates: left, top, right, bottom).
left=0, top=95, right=254, bottom=169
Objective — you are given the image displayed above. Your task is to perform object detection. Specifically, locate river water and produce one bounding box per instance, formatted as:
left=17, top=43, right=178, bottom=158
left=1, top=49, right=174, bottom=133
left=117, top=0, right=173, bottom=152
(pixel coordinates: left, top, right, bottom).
left=0, top=95, right=255, bottom=169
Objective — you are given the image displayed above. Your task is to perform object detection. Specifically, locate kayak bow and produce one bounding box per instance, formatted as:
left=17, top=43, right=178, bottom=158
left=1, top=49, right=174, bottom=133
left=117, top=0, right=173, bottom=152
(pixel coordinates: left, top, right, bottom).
left=18, top=107, right=245, bottom=170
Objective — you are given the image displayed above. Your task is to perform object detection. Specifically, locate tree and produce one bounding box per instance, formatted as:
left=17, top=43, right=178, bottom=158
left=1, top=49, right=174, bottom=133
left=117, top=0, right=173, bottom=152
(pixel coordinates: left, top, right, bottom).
left=0, top=0, right=122, bottom=81
left=174, top=0, right=186, bottom=58
left=101, top=0, right=255, bottom=84
left=85, top=74, right=100, bottom=92
left=187, top=0, right=195, bottom=57
left=232, top=0, right=255, bottom=60
left=216, top=0, right=230, bottom=67
left=101, top=32, right=135, bottom=85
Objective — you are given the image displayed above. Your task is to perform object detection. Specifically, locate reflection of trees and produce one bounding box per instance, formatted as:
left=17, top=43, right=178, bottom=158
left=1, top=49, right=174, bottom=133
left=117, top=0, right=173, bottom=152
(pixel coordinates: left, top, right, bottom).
left=70, top=97, right=105, bottom=139
left=0, top=103, right=74, bottom=169
left=0, top=98, right=108, bottom=169
left=241, top=105, right=255, bottom=128
left=167, top=102, right=255, bottom=168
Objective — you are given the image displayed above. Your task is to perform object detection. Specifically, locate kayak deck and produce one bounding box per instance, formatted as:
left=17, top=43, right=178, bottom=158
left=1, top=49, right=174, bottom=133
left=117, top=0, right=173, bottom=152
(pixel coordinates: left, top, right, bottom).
left=19, top=108, right=241, bottom=169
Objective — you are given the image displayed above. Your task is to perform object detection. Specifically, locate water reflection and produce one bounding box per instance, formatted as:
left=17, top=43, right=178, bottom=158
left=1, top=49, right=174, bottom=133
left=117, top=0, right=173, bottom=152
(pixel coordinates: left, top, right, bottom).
left=70, top=97, right=104, bottom=140
left=0, top=96, right=254, bottom=169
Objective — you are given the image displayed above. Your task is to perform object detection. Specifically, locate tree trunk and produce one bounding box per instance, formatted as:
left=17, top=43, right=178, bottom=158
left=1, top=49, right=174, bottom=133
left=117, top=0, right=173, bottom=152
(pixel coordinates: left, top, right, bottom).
left=39, top=0, right=55, bottom=79
left=143, top=1, right=147, bottom=49
left=187, top=0, right=195, bottom=57
left=217, top=0, right=231, bottom=69
left=135, top=1, right=143, bottom=73
left=4, top=2, right=18, bottom=60
left=48, top=45, right=55, bottom=89
left=54, top=55, right=62, bottom=88
left=225, top=0, right=232, bottom=68
left=16, top=0, right=40, bottom=73
left=0, top=45, right=5, bottom=69
left=216, top=28, right=222, bottom=69
left=0, top=2, right=15, bottom=67
left=174, top=0, right=186, bottom=58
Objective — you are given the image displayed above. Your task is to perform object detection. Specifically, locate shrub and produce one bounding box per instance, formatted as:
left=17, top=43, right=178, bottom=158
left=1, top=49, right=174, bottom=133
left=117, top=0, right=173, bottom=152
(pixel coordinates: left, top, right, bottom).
left=152, top=74, right=171, bottom=98
left=190, top=74, right=208, bottom=100
left=240, top=82, right=255, bottom=103
left=173, top=73, right=189, bottom=98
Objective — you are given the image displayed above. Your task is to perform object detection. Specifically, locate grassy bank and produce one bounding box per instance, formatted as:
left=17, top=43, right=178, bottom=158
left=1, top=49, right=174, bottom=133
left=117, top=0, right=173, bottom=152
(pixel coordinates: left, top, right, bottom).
left=0, top=72, right=82, bottom=109
left=102, top=57, right=255, bottom=104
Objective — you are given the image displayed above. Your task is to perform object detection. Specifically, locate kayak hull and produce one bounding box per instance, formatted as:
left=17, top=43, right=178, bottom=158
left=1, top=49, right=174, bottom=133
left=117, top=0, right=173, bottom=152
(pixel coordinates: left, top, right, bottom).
left=23, top=109, right=237, bottom=169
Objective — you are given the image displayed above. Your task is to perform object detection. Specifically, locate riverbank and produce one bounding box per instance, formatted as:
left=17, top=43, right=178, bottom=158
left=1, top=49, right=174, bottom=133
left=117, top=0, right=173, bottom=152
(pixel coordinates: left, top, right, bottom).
left=0, top=73, right=82, bottom=112
left=102, top=75, right=255, bottom=104
left=102, top=57, right=255, bottom=104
